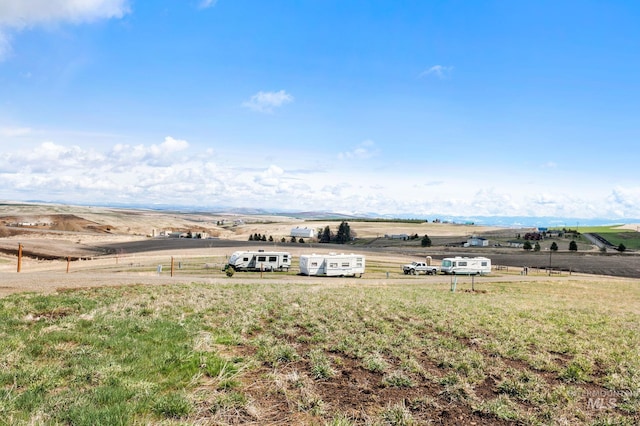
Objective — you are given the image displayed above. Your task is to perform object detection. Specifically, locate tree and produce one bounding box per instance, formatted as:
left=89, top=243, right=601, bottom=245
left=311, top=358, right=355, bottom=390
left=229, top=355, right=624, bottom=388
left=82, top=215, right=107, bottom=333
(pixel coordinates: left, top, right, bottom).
left=261, top=235, right=267, bottom=241
left=534, top=242, right=541, bottom=252
left=421, top=234, right=432, bottom=247
left=550, top=242, right=558, bottom=252
left=335, top=221, right=352, bottom=244
left=248, top=234, right=254, bottom=241
left=299, top=238, right=305, bottom=244
left=280, top=237, right=286, bottom=243
left=618, top=243, right=626, bottom=252
left=523, top=240, right=532, bottom=251
left=320, top=226, right=332, bottom=243
left=569, top=240, right=578, bottom=252
left=268, top=235, right=274, bottom=242
left=290, top=236, right=297, bottom=243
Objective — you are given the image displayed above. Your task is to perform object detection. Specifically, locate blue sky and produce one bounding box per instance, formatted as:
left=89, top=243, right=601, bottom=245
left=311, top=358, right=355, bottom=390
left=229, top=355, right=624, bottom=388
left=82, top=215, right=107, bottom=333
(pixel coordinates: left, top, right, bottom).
left=1, top=0, right=639, bottom=220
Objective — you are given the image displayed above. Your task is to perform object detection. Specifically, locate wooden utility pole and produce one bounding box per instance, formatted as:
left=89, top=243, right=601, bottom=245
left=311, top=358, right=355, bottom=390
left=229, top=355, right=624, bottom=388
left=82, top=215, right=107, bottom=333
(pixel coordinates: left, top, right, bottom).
left=171, top=256, right=175, bottom=277
left=17, top=243, right=23, bottom=272
left=66, top=256, right=71, bottom=273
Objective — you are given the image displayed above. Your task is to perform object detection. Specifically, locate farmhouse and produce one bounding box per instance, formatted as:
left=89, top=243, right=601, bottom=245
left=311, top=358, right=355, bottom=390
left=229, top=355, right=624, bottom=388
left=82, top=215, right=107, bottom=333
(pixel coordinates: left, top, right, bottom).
left=466, top=236, right=489, bottom=247
left=385, top=234, right=409, bottom=240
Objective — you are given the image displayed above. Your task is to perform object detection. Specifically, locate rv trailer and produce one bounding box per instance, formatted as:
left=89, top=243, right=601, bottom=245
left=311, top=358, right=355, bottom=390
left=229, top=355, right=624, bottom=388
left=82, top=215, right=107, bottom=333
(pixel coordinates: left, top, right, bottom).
left=440, top=256, right=491, bottom=275
left=299, top=253, right=365, bottom=277
left=226, top=250, right=291, bottom=272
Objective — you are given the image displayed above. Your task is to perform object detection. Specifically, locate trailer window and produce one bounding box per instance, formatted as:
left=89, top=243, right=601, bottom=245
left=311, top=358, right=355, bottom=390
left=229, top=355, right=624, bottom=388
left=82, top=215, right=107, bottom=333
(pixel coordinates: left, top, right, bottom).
left=257, top=256, right=266, bottom=262
left=311, top=262, right=318, bottom=267
left=242, top=257, right=249, bottom=262
left=329, top=263, right=338, bottom=268
left=459, top=261, right=467, bottom=266
left=268, top=256, right=277, bottom=262
left=342, top=262, right=350, bottom=267
left=481, top=262, right=488, bottom=266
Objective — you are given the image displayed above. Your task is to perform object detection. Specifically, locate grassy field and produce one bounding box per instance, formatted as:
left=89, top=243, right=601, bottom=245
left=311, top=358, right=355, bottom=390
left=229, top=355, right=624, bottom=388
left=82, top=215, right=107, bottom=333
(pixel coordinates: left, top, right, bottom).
left=0, top=277, right=638, bottom=425
left=574, top=226, right=640, bottom=251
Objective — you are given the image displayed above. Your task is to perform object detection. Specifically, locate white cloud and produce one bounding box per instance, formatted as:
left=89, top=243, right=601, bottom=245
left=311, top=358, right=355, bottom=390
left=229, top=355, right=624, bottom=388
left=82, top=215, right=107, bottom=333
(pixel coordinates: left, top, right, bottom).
left=1, top=137, right=640, bottom=220
left=607, top=187, right=640, bottom=215
left=1, top=141, right=105, bottom=173
left=0, top=0, right=130, bottom=60
left=420, top=65, right=453, bottom=79
left=338, top=140, right=379, bottom=160
left=0, top=31, right=10, bottom=60
left=199, top=0, right=218, bottom=9
left=0, top=0, right=130, bottom=26
left=0, top=126, right=32, bottom=137
left=109, top=136, right=189, bottom=167
left=242, top=90, right=294, bottom=113
left=254, top=165, right=284, bottom=187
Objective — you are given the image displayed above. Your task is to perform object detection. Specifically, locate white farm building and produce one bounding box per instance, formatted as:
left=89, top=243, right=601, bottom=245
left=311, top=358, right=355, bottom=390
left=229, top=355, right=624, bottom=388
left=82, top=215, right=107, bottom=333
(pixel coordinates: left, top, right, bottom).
left=290, top=227, right=315, bottom=239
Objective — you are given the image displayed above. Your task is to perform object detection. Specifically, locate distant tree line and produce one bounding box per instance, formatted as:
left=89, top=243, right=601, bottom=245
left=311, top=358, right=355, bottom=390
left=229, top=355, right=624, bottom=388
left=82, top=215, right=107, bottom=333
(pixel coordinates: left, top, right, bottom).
left=318, top=221, right=355, bottom=244
left=522, top=240, right=578, bottom=251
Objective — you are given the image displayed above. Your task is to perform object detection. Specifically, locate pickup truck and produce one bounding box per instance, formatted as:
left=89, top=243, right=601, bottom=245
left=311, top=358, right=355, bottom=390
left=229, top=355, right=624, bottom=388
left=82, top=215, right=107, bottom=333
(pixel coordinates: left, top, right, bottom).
left=402, top=261, right=440, bottom=275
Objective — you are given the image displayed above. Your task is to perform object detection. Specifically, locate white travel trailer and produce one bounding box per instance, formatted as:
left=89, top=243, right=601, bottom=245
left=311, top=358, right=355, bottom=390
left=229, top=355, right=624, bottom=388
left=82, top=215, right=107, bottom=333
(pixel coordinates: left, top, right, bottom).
left=440, top=256, right=491, bottom=275
left=299, top=253, right=365, bottom=277
left=226, top=250, right=291, bottom=272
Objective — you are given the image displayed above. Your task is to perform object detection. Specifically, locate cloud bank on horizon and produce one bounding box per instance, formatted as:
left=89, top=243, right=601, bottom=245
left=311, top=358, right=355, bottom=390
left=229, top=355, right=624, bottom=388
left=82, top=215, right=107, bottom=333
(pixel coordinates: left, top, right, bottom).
left=1, top=1, right=639, bottom=220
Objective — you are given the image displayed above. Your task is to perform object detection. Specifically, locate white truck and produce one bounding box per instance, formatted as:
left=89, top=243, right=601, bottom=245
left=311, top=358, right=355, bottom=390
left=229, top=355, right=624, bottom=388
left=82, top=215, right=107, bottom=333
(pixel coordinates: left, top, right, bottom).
left=225, top=250, right=291, bottom=272
left=440, top=256, right=491, bottom=275
left=402, top=261, right=440, bottom=275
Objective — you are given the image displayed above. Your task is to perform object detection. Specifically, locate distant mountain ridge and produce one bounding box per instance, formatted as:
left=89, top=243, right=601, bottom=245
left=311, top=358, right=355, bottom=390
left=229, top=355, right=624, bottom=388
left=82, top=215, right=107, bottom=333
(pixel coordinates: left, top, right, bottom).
left=11, top=199, right=640, bottom=228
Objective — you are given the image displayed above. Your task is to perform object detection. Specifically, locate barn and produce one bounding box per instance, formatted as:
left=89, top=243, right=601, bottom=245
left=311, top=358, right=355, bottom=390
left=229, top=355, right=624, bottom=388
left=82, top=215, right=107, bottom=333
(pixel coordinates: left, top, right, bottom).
left=290, top=227, right=315, bottom=239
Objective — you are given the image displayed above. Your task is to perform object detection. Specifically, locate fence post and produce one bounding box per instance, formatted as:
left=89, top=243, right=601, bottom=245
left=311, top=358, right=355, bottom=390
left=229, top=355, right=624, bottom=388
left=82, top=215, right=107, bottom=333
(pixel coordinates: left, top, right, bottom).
left=171, top=256, right=175, bottom=277
left=66, top=256, right=71, bottom=273
left=17, top=243, right=22, bottom=273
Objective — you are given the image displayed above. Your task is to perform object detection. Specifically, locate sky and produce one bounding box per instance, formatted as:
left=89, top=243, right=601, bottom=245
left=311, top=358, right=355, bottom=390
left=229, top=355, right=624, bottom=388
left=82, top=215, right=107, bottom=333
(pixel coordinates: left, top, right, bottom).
left=1, top=0, right=639, bottom=221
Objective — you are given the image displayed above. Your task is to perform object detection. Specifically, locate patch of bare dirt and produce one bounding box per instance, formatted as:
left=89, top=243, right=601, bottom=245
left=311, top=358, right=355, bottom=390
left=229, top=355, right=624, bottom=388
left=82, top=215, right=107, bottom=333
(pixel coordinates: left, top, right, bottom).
left=239, top=350, right=515, bottom=425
